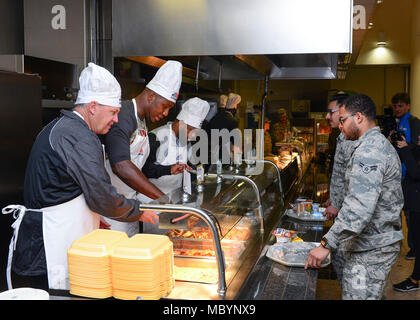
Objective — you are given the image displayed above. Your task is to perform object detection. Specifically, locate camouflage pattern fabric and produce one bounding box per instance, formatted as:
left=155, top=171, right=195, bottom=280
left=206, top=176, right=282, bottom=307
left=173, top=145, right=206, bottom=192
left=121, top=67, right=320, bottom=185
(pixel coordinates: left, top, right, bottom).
left=331, top=246, right=346, bottom=287
left=341, top=242, right=401, bottom=300
left=330, top=132, right=358, bottom=210
left=324, top=126, right=404, bottom=252
left=329, top=132, right=358, bottom=285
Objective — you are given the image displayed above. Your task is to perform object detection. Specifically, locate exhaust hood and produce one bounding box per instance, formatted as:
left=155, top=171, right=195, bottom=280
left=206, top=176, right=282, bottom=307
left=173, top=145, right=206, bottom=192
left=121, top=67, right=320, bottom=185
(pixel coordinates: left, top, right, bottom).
left=112, top=0, right=376, bottom=80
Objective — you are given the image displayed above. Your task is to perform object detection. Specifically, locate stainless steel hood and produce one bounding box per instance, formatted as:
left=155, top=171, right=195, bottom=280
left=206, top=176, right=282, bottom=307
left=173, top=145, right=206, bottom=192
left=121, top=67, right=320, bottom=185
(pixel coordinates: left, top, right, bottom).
left=112, top=0, right=354, bottom=80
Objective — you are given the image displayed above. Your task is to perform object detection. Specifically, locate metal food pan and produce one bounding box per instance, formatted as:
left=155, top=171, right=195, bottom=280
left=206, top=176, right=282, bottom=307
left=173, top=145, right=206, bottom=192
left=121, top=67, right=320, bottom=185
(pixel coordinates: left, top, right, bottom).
left=173, top=257, right=232, bottom=284
left=171, top=239, right=247, bottom=261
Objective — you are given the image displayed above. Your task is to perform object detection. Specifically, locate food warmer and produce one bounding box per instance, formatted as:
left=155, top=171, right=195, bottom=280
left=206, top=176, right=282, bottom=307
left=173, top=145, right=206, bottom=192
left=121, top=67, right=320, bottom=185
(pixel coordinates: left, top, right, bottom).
left=138, top=160, right=290, bottom=300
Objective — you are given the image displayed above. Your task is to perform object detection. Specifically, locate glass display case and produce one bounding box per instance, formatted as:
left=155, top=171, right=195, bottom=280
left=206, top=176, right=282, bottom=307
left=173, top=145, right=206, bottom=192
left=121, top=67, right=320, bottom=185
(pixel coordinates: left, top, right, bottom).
left=266, top=118, right=316, bottom=184
left=289, top=118, right=316, bottom=159
left=138, top=161, right=285, bottom=300
left=314, top=117, right=331, bottom=154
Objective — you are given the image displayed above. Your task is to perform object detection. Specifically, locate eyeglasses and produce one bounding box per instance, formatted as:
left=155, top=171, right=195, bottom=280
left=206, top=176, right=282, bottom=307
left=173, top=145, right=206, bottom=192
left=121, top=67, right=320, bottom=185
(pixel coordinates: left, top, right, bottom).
left=327, top=109, right=339, bottom=115
left=339, top=113, right=356, bottom=125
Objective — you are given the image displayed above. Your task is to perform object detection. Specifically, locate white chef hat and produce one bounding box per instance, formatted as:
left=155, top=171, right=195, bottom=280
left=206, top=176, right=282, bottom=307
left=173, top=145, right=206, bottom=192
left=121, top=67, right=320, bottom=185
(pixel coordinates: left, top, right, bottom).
left=75, top=62, right=121, bottom=108
left=226, top=93, right=241, bottom=109
left=177, top=97, right=210, bottom=129
left=146, top=60, right=183, bottom=103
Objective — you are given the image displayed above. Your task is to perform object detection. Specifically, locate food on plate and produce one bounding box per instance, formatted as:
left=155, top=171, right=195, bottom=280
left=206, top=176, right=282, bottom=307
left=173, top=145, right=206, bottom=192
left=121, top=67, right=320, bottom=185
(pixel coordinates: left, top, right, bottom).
left=272, top=228, right=302, bottom=244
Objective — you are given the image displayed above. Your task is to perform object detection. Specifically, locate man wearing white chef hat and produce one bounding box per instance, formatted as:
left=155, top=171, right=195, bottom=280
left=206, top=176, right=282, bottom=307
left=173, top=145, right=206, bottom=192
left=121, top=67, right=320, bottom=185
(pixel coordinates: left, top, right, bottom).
left=141, top=97, right=211, bottom=205
left=2, top=62, right=157, bottom=291
left=102, top=60, right=184, bottom=236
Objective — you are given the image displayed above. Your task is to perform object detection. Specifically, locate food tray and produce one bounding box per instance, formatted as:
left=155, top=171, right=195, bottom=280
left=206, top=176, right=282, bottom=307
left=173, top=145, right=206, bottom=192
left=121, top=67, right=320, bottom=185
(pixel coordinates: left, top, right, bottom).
left=173, top=266, right=218, bottom=284
left=265, top=242, right=331, bottom=268
left=171, top=240, right=246, bottom=261
left=285, top=209, right=326, bottom=222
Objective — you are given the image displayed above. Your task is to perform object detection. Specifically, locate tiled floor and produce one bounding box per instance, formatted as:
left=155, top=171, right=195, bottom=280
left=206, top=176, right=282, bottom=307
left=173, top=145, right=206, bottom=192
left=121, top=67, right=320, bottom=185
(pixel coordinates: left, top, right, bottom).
left=315, top=213, right=420, bottom=300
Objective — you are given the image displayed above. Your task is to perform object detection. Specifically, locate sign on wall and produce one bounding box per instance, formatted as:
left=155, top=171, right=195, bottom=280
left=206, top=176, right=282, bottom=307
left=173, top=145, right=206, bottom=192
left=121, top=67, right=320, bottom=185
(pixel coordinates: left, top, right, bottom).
left=24, top=0, right=87, bottom=72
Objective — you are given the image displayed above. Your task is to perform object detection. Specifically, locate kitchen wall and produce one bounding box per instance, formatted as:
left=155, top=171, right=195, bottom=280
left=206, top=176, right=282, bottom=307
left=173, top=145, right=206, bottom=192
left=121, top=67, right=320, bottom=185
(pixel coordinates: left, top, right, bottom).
left=330, top=65, right=408, bottom=114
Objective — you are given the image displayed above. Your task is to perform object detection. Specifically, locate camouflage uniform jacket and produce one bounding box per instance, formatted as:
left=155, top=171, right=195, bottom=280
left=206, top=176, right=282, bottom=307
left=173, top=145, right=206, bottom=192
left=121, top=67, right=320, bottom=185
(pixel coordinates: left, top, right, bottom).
left=330, top=132, right=358, bottom=210
left=324, top=127, right=404, bottom=252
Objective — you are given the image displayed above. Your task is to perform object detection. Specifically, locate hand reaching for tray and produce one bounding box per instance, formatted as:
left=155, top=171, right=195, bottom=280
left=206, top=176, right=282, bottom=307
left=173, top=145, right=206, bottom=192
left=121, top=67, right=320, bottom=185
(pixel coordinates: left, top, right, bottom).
left=305, top=246, right=330, bottom=269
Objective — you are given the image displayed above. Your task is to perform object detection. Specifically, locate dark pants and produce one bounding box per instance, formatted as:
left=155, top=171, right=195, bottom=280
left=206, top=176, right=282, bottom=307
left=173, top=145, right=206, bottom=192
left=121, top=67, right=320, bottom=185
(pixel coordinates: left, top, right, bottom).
left=11, top=271, right=49, bottom=291
left=405, top=210, right=415, bottom=251
left=410, top=213, right=420, bottom=280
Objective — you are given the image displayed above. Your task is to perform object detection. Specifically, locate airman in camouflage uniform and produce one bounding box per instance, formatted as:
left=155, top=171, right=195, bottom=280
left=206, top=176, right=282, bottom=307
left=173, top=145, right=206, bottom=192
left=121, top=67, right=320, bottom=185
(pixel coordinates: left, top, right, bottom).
left=324, top=126, right=404, bottom=299
left=329, top=132, right=357, bottom=212
left=325, top=93, right=358, bottom=287
left=328, top=132, right=357, bottom=286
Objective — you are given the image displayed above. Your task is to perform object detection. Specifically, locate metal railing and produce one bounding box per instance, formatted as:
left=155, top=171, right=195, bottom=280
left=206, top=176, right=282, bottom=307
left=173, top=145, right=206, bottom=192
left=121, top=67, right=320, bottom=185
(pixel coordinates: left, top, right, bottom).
left=138, top=203, right=227, bottom=297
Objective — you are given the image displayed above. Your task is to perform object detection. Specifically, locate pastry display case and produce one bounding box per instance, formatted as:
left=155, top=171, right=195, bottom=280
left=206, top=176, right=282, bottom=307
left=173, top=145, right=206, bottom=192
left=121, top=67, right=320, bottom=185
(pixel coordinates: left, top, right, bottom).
left=315, top=117, right=331, bottom=154
left=138, top=161, right=286, bottom=300
left=267, top=118, right=316, bottom=180
left=289, top=118, right=316, bottom=158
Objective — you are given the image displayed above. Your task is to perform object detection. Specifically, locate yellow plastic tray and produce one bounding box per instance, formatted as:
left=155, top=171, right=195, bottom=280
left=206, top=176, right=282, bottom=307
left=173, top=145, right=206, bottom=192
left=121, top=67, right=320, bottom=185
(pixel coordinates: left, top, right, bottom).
left=68, top=229, right=128, bottom=258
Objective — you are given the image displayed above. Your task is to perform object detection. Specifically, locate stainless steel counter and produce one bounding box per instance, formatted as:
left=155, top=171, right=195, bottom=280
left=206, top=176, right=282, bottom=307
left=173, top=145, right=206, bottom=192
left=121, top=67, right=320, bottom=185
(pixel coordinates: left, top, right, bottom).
left=236, top=161, right=330, bottom=300
left=47, top=159, right=327, bottom=301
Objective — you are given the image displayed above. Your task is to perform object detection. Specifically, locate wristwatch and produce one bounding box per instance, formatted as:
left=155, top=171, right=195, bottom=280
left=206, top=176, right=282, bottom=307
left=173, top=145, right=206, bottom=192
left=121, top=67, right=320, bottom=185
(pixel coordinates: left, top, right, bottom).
left=320, top=237, right=331, bottom=250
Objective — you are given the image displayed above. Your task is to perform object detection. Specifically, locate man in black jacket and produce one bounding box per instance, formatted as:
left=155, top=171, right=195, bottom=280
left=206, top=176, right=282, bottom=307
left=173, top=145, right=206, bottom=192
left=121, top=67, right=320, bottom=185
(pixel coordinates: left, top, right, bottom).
left=389, top=93, right=420, bottom=259
left=3, top=63, right=157, bottom=291
left=393, top=134, right=420, bottom=291
left=207, top=93, right=241, bottom=167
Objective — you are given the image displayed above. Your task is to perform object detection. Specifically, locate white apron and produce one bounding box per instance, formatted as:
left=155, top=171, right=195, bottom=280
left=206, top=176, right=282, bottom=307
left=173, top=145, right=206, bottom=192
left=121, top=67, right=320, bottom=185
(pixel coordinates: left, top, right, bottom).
left=2, top=194, right=100, bottom=290
left=104, top=99, right=150, bottom=236
left=137, top=122, right=187, bottom=204
left=138, top=123, right=189, bottom=234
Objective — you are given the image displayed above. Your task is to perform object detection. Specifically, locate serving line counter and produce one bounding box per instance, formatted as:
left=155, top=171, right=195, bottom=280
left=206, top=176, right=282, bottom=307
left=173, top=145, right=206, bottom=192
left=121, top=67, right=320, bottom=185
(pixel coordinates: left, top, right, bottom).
left=139, top=159, right=288, bottom=300
left=49, top=154, right=327, bottom=300
left=236, top=161, right=330, bottom=300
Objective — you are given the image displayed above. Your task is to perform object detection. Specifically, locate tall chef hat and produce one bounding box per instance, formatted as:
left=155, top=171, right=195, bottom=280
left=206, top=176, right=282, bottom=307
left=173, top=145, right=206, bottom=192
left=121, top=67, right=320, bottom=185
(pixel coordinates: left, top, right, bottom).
left=226, top=93, right=241, bottom=109
left=146, top=60, right=183, bottom=103
left=177, top=97, right=210, bottom=129
left=75, top=62, right=121, bottom=108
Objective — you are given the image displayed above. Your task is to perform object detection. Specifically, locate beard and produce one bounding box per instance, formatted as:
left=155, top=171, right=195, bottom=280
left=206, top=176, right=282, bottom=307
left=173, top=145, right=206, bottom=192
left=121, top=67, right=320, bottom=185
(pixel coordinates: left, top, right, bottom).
left=328, top=119, right=338, bottom=128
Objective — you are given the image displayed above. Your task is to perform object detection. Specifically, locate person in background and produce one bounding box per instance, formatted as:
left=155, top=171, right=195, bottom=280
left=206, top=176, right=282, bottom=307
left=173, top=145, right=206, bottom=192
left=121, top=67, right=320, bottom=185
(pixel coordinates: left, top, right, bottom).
left=326, top=93, right=347, bottom=173
left=219, top=94, right=228, bottom=109
left=102, top=60, right=183, bottom=236
left=321, top=92, right=358, bottom=287
left=323, top=92, right=352, bottom=220
left=2, top=63, right=157, bottom=291
left=306, top=94, right=403, bottom=300
left=388, top=93, right=420, bottom=260
left=207, top=93, right=241, bottom=166
left=141, top=97, right=210, bottom=201
left=393, top=134, right=420, bottom=292
left=264, top=117, right=273, bottom=155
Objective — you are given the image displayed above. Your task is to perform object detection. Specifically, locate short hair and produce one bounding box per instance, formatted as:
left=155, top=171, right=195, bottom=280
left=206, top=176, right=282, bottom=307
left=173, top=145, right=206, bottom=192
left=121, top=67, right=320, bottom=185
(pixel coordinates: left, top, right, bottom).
left=391, top=93, right=410, bottom=105
left=343, top=94, right=376, bottom=121
left=74, top=103, right=88, bottom=109
left=329, top=93, right=349, bottom=107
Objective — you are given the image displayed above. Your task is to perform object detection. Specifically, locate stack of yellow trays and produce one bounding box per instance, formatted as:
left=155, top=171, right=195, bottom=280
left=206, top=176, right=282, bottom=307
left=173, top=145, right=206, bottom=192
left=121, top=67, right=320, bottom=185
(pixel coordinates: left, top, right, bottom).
left=67, top=229, right=128, bottom=299
left=111, top=234, right=174, bottom=300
